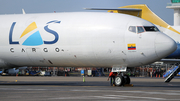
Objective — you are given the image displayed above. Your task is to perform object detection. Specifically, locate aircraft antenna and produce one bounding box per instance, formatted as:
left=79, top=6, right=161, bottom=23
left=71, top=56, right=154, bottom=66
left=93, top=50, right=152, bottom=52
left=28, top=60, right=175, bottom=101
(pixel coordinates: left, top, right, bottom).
left=22, top=9, right=26, bottom=14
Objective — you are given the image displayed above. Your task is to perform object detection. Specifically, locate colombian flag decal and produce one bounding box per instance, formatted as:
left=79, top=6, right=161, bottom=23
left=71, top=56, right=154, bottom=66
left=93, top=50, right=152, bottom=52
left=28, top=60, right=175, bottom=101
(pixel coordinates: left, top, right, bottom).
left=128, top=43, right=136, bottom=50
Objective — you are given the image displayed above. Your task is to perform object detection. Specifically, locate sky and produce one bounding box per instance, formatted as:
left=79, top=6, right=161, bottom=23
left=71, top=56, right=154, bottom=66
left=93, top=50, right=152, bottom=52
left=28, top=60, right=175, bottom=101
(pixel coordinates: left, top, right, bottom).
left=0, top=0, right=174, bottom=25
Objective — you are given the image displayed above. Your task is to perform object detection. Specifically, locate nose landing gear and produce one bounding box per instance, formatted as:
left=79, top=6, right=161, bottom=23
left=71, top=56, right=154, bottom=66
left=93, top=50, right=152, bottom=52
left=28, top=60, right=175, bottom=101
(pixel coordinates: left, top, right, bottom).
left=114, top=74, right=131, bottom=86
left=111, top=66, right=132, bottom=87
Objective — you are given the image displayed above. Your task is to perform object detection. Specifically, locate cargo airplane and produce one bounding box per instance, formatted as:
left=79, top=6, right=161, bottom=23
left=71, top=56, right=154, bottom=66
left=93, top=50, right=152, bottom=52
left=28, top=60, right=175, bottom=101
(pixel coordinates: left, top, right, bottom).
left=0, top=11, right=177, bottom=86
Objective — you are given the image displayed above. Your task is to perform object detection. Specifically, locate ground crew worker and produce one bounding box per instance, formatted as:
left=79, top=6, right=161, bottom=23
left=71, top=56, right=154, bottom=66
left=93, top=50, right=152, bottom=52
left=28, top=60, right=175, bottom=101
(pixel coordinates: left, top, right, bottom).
left=107, top=72, right=117, bottom=86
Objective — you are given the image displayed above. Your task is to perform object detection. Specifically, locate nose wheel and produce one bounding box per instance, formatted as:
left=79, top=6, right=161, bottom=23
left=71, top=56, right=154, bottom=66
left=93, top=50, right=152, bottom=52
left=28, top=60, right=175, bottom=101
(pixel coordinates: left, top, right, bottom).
left=115, top=75, right=124, bottom=86
left=124, top=75, right=130, bottom=84
left=110, top=67, right=132, bottom=86
left=114, top=75, right=131, bottom=86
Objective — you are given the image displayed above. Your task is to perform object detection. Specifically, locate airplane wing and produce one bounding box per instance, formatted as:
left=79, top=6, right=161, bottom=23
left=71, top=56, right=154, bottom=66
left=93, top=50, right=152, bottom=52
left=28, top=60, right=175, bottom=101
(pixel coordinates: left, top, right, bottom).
left=159, top=59, right=180, bottom=63
left=84, top=8, right=142, bottom=11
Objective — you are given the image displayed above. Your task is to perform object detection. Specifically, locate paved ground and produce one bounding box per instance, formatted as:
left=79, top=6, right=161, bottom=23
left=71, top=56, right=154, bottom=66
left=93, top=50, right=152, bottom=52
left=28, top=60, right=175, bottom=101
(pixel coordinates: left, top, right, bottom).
left=0, top=76, right=180, bottom=101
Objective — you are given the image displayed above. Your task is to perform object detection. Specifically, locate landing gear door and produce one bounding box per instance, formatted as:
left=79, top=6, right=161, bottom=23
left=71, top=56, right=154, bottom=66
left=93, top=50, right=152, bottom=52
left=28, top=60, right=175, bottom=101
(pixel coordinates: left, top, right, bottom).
left=112, top=66, right=127, bottom=72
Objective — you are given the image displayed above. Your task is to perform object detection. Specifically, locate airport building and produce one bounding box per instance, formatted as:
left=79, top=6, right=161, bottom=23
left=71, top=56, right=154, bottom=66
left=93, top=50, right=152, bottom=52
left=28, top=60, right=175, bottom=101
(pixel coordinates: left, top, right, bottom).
left=167, top=0, right=180, bottom=26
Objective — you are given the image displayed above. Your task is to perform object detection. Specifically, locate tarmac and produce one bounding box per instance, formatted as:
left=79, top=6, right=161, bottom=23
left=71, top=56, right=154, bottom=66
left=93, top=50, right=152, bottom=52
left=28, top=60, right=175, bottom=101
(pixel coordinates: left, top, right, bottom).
left=0, top=76, right=180, bottom=101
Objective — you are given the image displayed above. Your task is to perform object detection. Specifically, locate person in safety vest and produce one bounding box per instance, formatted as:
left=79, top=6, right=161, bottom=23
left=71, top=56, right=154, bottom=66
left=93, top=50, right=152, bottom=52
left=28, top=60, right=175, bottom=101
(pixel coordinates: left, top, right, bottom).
left=107, top=72, right=117, bottom=86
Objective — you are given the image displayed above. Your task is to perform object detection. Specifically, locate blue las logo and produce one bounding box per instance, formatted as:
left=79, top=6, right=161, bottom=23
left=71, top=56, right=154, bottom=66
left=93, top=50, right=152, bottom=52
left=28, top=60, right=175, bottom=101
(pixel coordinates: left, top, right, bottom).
left=9, top=20, right=60, bottom=46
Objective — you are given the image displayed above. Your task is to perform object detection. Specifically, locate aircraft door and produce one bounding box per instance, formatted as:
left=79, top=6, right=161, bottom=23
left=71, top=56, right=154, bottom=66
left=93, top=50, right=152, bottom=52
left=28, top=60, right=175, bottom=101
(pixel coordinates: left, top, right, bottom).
left=110, top=28, right=127, bottom=67
left=125, top=26, right=140, bottom=65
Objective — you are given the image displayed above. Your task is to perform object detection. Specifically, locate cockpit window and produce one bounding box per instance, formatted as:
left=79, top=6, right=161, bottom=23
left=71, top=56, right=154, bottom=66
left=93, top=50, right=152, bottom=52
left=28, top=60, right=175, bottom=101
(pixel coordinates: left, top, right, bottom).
left=129, top=26, right=159, bottom=34
left=137, top=26, right=145, bottom=33
left=128, top=26, right=136, bottom=33
left=144, top=26, right=159, bottom=32
left=129, top=26, right=145, bottom=33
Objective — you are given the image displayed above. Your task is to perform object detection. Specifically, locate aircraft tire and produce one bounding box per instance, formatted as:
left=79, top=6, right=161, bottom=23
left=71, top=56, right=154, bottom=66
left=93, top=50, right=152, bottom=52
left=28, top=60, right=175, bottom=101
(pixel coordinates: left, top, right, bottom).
left=115, top=75, right=124, bottom=86
left=124, top=75, right=130, bottom=84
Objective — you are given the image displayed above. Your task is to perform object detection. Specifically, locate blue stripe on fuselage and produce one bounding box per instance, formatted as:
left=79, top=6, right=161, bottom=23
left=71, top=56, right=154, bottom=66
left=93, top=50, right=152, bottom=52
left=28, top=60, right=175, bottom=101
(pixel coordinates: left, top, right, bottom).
left=166, top=43, right=180, bottom=58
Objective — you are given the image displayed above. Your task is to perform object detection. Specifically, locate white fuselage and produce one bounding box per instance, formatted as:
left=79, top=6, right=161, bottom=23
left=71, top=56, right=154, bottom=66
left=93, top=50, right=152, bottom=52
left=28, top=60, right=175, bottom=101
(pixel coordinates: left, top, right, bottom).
left=157, top=25, right=180, bottom=43
left=0, top=12, right=176, bottom=68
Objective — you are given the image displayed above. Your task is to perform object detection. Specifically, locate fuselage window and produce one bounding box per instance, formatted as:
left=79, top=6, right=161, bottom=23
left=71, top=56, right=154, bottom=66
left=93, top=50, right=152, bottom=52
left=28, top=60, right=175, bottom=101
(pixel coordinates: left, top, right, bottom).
left=144, top=26, right=159, bottom=32
left=129, top=26, right=136, bottom=33
left=137, top=26, right=145, bottom=33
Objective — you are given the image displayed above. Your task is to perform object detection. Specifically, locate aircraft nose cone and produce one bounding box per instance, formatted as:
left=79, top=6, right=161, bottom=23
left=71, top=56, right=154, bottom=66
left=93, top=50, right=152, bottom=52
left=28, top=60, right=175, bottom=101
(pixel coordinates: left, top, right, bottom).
left=155, top=33, right=177, bottom=58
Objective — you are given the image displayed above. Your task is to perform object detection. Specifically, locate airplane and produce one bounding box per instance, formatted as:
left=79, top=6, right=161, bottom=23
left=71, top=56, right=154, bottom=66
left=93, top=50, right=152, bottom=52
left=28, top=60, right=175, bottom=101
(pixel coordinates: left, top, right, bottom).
left=0, top=11, right=177, bottom=86
left=85, top=4, right=180, bottom=82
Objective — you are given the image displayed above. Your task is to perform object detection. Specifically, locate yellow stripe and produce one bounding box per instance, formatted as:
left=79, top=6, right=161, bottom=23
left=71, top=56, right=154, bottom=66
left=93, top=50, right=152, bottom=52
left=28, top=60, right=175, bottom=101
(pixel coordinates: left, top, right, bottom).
left=128, top=44, right=136, bottom=47
left=108, top=4, right=180, bottom=35
left=20, top=22, right=37, bottom=38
